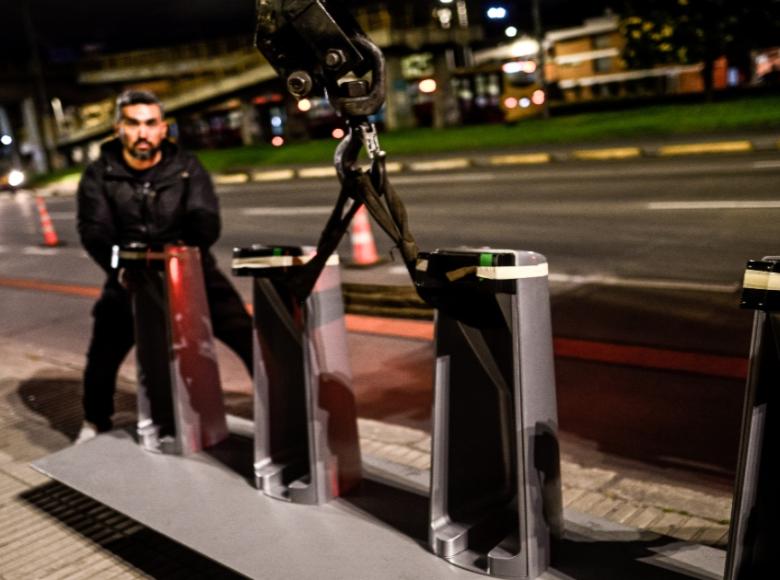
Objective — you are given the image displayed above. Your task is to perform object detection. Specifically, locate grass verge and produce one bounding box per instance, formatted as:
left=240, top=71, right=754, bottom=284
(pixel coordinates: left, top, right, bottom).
left=31, top=94, right=780, bottom=180
left=196, top=94, right=780, bottom=173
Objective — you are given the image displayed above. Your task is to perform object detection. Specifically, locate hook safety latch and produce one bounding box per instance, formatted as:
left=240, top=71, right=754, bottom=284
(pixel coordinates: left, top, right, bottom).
left=334, top=119, right=387, bottom=193
left=358, top=121, right=387, bottom=193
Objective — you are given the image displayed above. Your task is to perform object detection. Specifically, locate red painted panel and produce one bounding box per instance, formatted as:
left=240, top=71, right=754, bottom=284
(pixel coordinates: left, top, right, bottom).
left=165, top=246, right=228, bottom=452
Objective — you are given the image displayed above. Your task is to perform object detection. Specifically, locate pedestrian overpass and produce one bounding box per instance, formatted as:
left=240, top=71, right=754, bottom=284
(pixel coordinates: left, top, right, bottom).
left=55, top=13, right=482, bottom=150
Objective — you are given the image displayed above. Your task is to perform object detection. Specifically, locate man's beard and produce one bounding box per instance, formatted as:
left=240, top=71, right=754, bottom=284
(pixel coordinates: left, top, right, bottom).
left=126, top=139, right=160, bottom=161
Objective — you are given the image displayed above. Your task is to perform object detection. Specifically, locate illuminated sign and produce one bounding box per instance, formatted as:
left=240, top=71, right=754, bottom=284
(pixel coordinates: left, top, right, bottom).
left=401, top=53, right=435, bottom=79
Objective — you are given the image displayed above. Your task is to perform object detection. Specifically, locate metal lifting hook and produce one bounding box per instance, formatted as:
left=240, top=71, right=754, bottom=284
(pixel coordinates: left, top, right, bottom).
left=252, top=0, right=420, bottom=302
left=334, top=119, right=387, bottom=193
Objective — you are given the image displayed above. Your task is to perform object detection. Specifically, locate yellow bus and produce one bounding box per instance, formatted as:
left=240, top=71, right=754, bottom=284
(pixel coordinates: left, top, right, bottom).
left=451, top=58, right=545, bottom=124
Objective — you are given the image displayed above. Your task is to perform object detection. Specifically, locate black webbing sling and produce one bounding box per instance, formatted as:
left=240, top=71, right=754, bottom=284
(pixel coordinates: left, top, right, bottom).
left=285, top=166, right=419, bottom=303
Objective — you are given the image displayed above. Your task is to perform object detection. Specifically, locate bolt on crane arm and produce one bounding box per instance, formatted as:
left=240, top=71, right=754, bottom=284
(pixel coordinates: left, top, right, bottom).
left=254, top=0, right=386, bottom=118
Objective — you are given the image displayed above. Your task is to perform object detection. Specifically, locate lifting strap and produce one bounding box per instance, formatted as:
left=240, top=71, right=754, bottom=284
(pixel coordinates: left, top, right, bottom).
left=285, top=169, right=419, bottom=303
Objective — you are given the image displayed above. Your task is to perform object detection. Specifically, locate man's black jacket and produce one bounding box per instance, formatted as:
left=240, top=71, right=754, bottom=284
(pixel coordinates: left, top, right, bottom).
left=77, top=138, right=220, bottom=275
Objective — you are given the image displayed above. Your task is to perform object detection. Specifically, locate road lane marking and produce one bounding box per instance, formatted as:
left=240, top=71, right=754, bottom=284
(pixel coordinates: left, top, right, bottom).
left=0, top=274, right=748, bottom=379
left=753, top=160, right=780, bottom=169
left=0, top=244, right=148, bottom=260
left=0, top=276, right=100, bottom=298
left=391, top=173, right=495, bottom=185
left=647, top=200, right=780, bottom=210
left=240, top=206, right=334, bottom=216
left=22, top=247, right=60, bottom=256
left=548, top=272, right=738, bottom=293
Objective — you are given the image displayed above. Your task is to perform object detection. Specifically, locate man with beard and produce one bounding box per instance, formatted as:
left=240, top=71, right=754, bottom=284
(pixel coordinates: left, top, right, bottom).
left=75, top=89, right=252, bottom=442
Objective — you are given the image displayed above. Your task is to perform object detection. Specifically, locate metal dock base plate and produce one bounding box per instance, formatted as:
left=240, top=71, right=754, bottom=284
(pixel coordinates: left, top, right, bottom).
left=31, top=428, right=725, bottom=580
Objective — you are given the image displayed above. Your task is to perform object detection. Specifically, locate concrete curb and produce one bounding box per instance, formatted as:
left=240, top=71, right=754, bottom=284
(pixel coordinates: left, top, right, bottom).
left=213, top=137, right=777, bottom=186
left=28, top=136, right=780, bottom=198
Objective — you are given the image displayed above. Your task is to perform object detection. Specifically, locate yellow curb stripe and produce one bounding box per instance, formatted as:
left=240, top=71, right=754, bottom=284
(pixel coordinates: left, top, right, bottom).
left=298, top=166, right=337, bottom=178
left=658, top=141, right=753, bottom=156
left=356, top=161, right=404, bottom=174
left=488, top=153, right=552, bottom=165
left=572, top=147, right=642, bottom=161
left=213, top=173, right=249, bottom=185
left=251, top=169, right=295, bottom=182
left=408, top=158, right=470, bottom=172
left=384, top=161, right=404, bottom=173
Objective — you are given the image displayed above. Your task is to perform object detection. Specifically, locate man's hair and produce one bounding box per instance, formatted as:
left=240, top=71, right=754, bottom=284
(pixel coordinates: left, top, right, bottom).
left=114, top=90, right=165, bottom=123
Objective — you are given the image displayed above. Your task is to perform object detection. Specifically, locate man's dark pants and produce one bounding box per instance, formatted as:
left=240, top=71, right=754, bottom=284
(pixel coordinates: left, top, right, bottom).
left=82, top=267, right=253, bottom=431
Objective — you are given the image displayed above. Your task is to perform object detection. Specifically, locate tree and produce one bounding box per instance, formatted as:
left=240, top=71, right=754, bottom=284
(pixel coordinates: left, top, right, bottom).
left=620, top=0, right=780, bottom=96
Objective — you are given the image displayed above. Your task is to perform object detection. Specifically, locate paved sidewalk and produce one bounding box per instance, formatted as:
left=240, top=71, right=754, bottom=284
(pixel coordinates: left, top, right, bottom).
left=358, top=420, right=732, bottom=547
left=0, top=335, right=731, bottom=578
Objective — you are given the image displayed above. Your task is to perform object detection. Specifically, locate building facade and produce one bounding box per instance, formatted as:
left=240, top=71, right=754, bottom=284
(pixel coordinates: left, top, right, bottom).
left=545, top=14, right=727, bottom=102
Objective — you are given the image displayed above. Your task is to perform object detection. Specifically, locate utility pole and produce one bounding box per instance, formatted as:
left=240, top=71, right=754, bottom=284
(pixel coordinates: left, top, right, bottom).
left=21, top=1, right=52, bottom=173
left=531, top=0, right=550, bottom=118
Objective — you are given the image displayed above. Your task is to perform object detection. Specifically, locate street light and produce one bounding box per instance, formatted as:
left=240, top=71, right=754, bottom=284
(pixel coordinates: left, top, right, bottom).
left=510, top=36, right=540, bottom=58
left=486, top=7, right=508, bottom=20
left=419, top=78, right=438, bottom=94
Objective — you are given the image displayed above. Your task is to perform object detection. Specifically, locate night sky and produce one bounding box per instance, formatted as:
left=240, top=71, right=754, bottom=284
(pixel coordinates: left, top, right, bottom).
left=0, top=1, right=617, bottom=63
left=0, top=0, right=255, bottom=60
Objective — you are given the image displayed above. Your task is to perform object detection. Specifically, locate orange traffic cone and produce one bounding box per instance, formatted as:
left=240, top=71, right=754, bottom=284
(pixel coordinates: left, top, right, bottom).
left=349, top=205, right=380, bottom=267
left=35, top=195, right=60, bottom=247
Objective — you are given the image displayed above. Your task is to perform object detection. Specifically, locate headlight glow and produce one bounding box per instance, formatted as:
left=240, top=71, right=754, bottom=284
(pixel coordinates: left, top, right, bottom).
left=418, top=78, right=438, bottom=94
left=8, top=169, right=25, bottom=187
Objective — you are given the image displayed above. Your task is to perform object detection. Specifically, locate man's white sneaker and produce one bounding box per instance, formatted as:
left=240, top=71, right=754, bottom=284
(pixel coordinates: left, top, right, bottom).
left=74, top=422, right=99, bottom=444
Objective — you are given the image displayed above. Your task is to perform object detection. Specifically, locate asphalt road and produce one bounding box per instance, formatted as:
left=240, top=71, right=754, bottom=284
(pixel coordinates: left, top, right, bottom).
left=4, top=151, right=780, bottom=286
left=211, top=152, right=780, bottom=285
left=2, top=150, right=779, bottom=488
